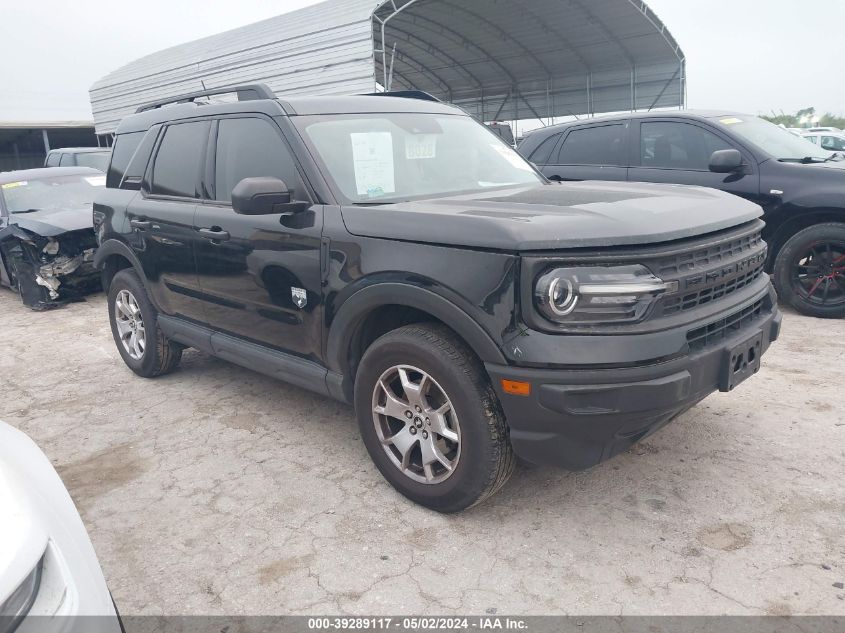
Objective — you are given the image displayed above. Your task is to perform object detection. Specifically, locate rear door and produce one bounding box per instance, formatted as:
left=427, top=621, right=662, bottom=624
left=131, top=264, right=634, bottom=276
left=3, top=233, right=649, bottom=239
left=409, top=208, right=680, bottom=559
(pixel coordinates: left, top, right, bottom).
left=538, top=122, right=629, bottom=182
left=628, top=119, right=761, bottom=203
left=192, top=115, right=324, bottom=360
left=128, top=119, right=209, bottom=321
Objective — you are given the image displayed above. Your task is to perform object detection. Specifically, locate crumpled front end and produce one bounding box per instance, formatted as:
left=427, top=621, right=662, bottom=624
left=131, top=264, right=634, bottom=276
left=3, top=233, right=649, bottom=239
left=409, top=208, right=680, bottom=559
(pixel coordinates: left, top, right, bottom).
left=0, top=226, right=100, bottom=310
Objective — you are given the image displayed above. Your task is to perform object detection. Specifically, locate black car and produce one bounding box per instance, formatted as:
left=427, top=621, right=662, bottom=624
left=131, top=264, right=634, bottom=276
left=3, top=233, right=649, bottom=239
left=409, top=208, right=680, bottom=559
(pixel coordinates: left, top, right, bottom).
left=518, top=110, right=845, bottom=318
left=0, top=167, right=104, bottom=309
left=45, top=147, right=112, bottom=172
left=93, top=85, right=780, bottom=512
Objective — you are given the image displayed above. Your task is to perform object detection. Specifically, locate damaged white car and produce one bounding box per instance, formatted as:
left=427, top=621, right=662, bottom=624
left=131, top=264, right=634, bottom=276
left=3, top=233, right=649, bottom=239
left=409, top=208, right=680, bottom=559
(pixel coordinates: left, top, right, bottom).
left=0, top=168, right=103, bottom=310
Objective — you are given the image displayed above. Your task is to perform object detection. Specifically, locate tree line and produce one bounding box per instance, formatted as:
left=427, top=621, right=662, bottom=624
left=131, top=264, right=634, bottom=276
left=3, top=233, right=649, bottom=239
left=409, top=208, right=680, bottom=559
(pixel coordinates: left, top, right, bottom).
left=762, top=107, right=845, bottom=129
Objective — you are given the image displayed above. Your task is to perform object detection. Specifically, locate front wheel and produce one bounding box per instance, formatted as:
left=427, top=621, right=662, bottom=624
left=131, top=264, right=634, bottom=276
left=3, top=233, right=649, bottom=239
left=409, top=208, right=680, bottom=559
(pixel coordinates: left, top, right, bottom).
left=773, top=223, right=845, bottom=318
left=354, top=324, right=515, bottom=513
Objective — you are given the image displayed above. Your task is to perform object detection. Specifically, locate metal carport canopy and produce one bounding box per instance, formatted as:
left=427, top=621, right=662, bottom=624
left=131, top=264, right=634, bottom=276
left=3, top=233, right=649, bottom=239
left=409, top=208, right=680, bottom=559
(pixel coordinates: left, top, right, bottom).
left=89, top=0, right=685, bottom=135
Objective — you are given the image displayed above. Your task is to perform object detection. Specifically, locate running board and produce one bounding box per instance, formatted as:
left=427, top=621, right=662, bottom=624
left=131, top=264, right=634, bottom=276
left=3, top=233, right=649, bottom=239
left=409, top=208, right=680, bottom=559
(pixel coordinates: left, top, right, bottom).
left=158, top=315, right=345, bottom=401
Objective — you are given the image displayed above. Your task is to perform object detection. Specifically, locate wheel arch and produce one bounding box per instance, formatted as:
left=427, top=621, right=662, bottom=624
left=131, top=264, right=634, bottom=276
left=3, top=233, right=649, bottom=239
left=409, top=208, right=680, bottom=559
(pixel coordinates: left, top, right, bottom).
left=94, top=239, right=145, bottom=292
left=767, top=207, right=845, bottom=271
left=326, top=283, right=507, bottom=400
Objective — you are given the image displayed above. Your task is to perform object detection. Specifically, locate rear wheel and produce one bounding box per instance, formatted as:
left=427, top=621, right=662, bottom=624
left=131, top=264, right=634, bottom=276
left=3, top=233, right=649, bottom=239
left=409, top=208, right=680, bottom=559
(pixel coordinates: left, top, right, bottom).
left=774, top=223, right=845, bottom=318
left=354, top=324, right=515, bottom=512
left=107, top=269, right=182, bottom=377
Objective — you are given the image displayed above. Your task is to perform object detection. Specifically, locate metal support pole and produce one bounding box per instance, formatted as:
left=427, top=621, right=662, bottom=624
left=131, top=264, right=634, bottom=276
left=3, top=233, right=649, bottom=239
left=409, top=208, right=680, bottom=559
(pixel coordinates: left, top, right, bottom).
left=41, top=129, right=50, bottom=154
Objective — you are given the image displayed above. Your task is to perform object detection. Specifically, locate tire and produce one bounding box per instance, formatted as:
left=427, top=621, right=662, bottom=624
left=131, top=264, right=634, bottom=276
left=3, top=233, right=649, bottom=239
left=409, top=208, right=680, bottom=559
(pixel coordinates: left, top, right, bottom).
left=107, top=269, right=182, bottom=377
left=773, top=223, right=845, bottom=319
left=354, top=324, right=515, bottom=512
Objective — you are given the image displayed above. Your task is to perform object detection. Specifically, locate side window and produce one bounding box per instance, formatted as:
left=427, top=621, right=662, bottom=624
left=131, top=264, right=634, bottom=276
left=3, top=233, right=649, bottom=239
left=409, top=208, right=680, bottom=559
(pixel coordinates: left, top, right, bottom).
left=528, top=133, right=562, bottom=165
left=121, top=128, right=161, bottom=189
left=640, top=121, right=733, bottom=170
left=806, top=136, right=819, bottom=145
left=213, top=117, right=302, bottom=203
left=58, top=153, right=74, bottom=166
left=150, top=122, right=209, bottom=198
left=107, top=131, right=144, bottom=188
left=821, top=136, right=845, bottom=151
left=45, top=152, right=60, bottom=167
left=555, top=125, right=626, bottom=166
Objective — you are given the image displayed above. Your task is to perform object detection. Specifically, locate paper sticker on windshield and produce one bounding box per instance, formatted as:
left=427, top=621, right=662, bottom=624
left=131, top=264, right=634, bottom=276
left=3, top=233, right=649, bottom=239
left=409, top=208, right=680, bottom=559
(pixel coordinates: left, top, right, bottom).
left=490, top=144, right=534, bottom=172
left=351, top=132, right=395, bottom=197
left=405, top=134, right=437, bottom=160
left=85, top=175, right=106, bottom=187
left=720, top=117, right=743, bottom=125
left=1, top=181, right=26, bottom=189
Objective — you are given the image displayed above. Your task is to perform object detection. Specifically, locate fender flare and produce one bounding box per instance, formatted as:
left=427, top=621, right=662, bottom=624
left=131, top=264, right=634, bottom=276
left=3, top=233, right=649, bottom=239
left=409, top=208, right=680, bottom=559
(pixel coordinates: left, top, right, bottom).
left=92, top=239, right=150, bottom=292
left=326, top=282, right=507, bottom=377
left=93, top=239, right=146, bottom=273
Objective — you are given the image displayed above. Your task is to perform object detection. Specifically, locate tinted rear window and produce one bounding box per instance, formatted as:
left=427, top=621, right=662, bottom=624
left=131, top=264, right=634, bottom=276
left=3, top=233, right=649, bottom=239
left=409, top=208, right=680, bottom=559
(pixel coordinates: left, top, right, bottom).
left=107, top=132, right=144, bottom=188
left=556, top=124, right=626, bottom=166
left=150, top=122, right=209, bottom=198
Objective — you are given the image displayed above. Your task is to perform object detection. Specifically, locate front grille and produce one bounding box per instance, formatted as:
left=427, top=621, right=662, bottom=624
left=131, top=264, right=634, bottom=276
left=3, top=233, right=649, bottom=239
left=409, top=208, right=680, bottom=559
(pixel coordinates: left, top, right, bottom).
left=654, top=229, right=764, bottom=277
left=663, top=262, right=766, bottom=315
left=686, top=300, right=764, bottom=351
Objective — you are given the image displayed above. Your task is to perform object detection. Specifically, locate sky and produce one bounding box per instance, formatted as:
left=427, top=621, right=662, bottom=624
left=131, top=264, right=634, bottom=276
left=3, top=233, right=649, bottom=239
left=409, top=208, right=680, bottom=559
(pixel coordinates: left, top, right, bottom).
left=1, top=0, right=843, bottom=123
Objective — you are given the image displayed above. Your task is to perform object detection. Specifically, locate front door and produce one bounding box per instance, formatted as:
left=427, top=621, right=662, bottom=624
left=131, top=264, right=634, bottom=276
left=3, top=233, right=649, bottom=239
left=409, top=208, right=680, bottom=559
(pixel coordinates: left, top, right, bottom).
left=627, top=119, right=761, bottom=204
left=192, top=116, right=324, bottom=362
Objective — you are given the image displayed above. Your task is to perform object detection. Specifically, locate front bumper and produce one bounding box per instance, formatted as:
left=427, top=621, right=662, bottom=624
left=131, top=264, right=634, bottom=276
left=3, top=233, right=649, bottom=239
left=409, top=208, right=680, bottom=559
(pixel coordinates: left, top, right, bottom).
left=486, top=289, right=782, bottom=470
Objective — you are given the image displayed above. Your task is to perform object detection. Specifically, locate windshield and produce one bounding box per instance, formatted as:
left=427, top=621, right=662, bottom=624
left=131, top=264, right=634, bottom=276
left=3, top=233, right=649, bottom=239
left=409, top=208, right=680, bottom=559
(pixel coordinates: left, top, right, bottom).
left=76, top=152, right=111, bottom=172
left=1, top=173, right=105, bottom=213
left=294, top=113, right=542, bottom=203
left=712, top=115, right=833, bottom=161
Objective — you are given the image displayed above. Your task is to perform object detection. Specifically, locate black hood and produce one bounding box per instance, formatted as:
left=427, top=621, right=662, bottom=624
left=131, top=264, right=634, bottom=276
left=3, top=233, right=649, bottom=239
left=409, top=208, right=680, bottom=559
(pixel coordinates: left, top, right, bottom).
left=340, top=181, right=763, bottom=251
left=7, top=204, right=94, bottom=237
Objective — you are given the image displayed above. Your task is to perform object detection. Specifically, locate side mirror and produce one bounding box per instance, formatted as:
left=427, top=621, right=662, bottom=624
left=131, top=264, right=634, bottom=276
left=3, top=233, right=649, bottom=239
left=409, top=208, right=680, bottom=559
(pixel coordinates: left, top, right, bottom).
left=231, top=177, right=307, bottom=215
left=709, top=149, right=744, bottom=174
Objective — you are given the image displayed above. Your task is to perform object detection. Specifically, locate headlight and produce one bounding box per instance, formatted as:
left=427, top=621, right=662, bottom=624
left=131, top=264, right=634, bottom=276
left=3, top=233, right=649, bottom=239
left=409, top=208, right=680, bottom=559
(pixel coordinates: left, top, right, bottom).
left=0, top=554, right=43, bottom=633
left=534, top=265, right=673, bottom=325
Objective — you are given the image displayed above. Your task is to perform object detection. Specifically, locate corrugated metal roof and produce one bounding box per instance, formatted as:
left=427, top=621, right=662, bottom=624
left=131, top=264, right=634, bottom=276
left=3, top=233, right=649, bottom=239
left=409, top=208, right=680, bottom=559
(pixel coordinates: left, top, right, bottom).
left=90, top=0, right=684, bottom=134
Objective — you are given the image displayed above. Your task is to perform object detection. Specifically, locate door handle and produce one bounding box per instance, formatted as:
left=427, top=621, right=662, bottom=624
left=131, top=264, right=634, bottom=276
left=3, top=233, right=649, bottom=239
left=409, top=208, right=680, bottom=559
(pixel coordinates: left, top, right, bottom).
left=197, top=227, right=230, bottom=242
left=130, top=219, right=152, bottom=230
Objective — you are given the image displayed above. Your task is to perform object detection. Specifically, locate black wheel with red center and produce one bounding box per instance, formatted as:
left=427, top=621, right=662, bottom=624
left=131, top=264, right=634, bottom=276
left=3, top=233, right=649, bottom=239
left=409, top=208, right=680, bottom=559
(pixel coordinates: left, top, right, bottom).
left=774, top=223, right=845, bottom=318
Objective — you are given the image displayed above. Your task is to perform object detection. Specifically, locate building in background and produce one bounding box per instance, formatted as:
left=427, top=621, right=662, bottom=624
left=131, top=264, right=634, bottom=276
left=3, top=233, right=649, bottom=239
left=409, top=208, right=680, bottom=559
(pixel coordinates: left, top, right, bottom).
left=89, top=0, right=685, bottom=137
left=0, top=122, right=101, bottom=171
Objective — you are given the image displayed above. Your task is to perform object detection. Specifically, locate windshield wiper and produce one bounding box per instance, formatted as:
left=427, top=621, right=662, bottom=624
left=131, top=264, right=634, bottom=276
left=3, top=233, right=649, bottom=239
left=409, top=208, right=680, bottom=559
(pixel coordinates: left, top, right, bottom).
left=779, top=156, right=828, bottom=164
left=10, top=208, right=40, bottom=214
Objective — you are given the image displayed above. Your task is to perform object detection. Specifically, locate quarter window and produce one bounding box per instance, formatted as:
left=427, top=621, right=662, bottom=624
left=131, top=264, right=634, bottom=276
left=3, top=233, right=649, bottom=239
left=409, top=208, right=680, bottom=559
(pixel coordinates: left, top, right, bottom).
left=641, top=121, right=733, bottom=170
left=528, top=133, right=562, bottom=165
left=45, top=152, right=60, bottom=167
left=150, top=122, right=208, bottom=198
left=555, top=125, right=626, bottom=166
left=59, top=153, right=74, bottom=166
left=213, top=118, right=301, bottom=203
left=107, top=131, right=144, bottom=188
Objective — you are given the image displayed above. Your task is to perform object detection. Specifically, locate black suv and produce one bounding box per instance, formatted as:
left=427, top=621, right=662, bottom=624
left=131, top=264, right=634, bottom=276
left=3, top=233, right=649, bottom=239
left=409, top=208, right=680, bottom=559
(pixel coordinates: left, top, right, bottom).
left=518, top=111, right=845, bottom=318
left=93, top=86, right=781, bottom=512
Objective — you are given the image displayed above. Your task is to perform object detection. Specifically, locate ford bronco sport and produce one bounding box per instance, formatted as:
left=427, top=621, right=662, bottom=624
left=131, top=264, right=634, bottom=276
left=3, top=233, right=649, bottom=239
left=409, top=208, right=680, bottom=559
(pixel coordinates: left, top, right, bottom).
left=93, top=85, right=782, bottom=512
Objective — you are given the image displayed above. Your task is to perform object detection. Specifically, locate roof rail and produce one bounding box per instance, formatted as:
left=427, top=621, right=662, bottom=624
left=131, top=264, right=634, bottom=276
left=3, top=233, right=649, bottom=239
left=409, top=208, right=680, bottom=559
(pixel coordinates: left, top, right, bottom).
left=362, top=90, right=441, bottom=103
left=135, top=83, right=276, bottom=113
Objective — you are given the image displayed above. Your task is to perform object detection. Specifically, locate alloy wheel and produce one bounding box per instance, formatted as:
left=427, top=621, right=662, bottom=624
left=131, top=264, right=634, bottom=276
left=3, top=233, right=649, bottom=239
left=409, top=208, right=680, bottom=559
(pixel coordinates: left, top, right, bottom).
left=371, top=365, right=461, bottom=484
left=791, top=240, right=845, bottom=308
left=114, top=289, right=146, bottom=360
